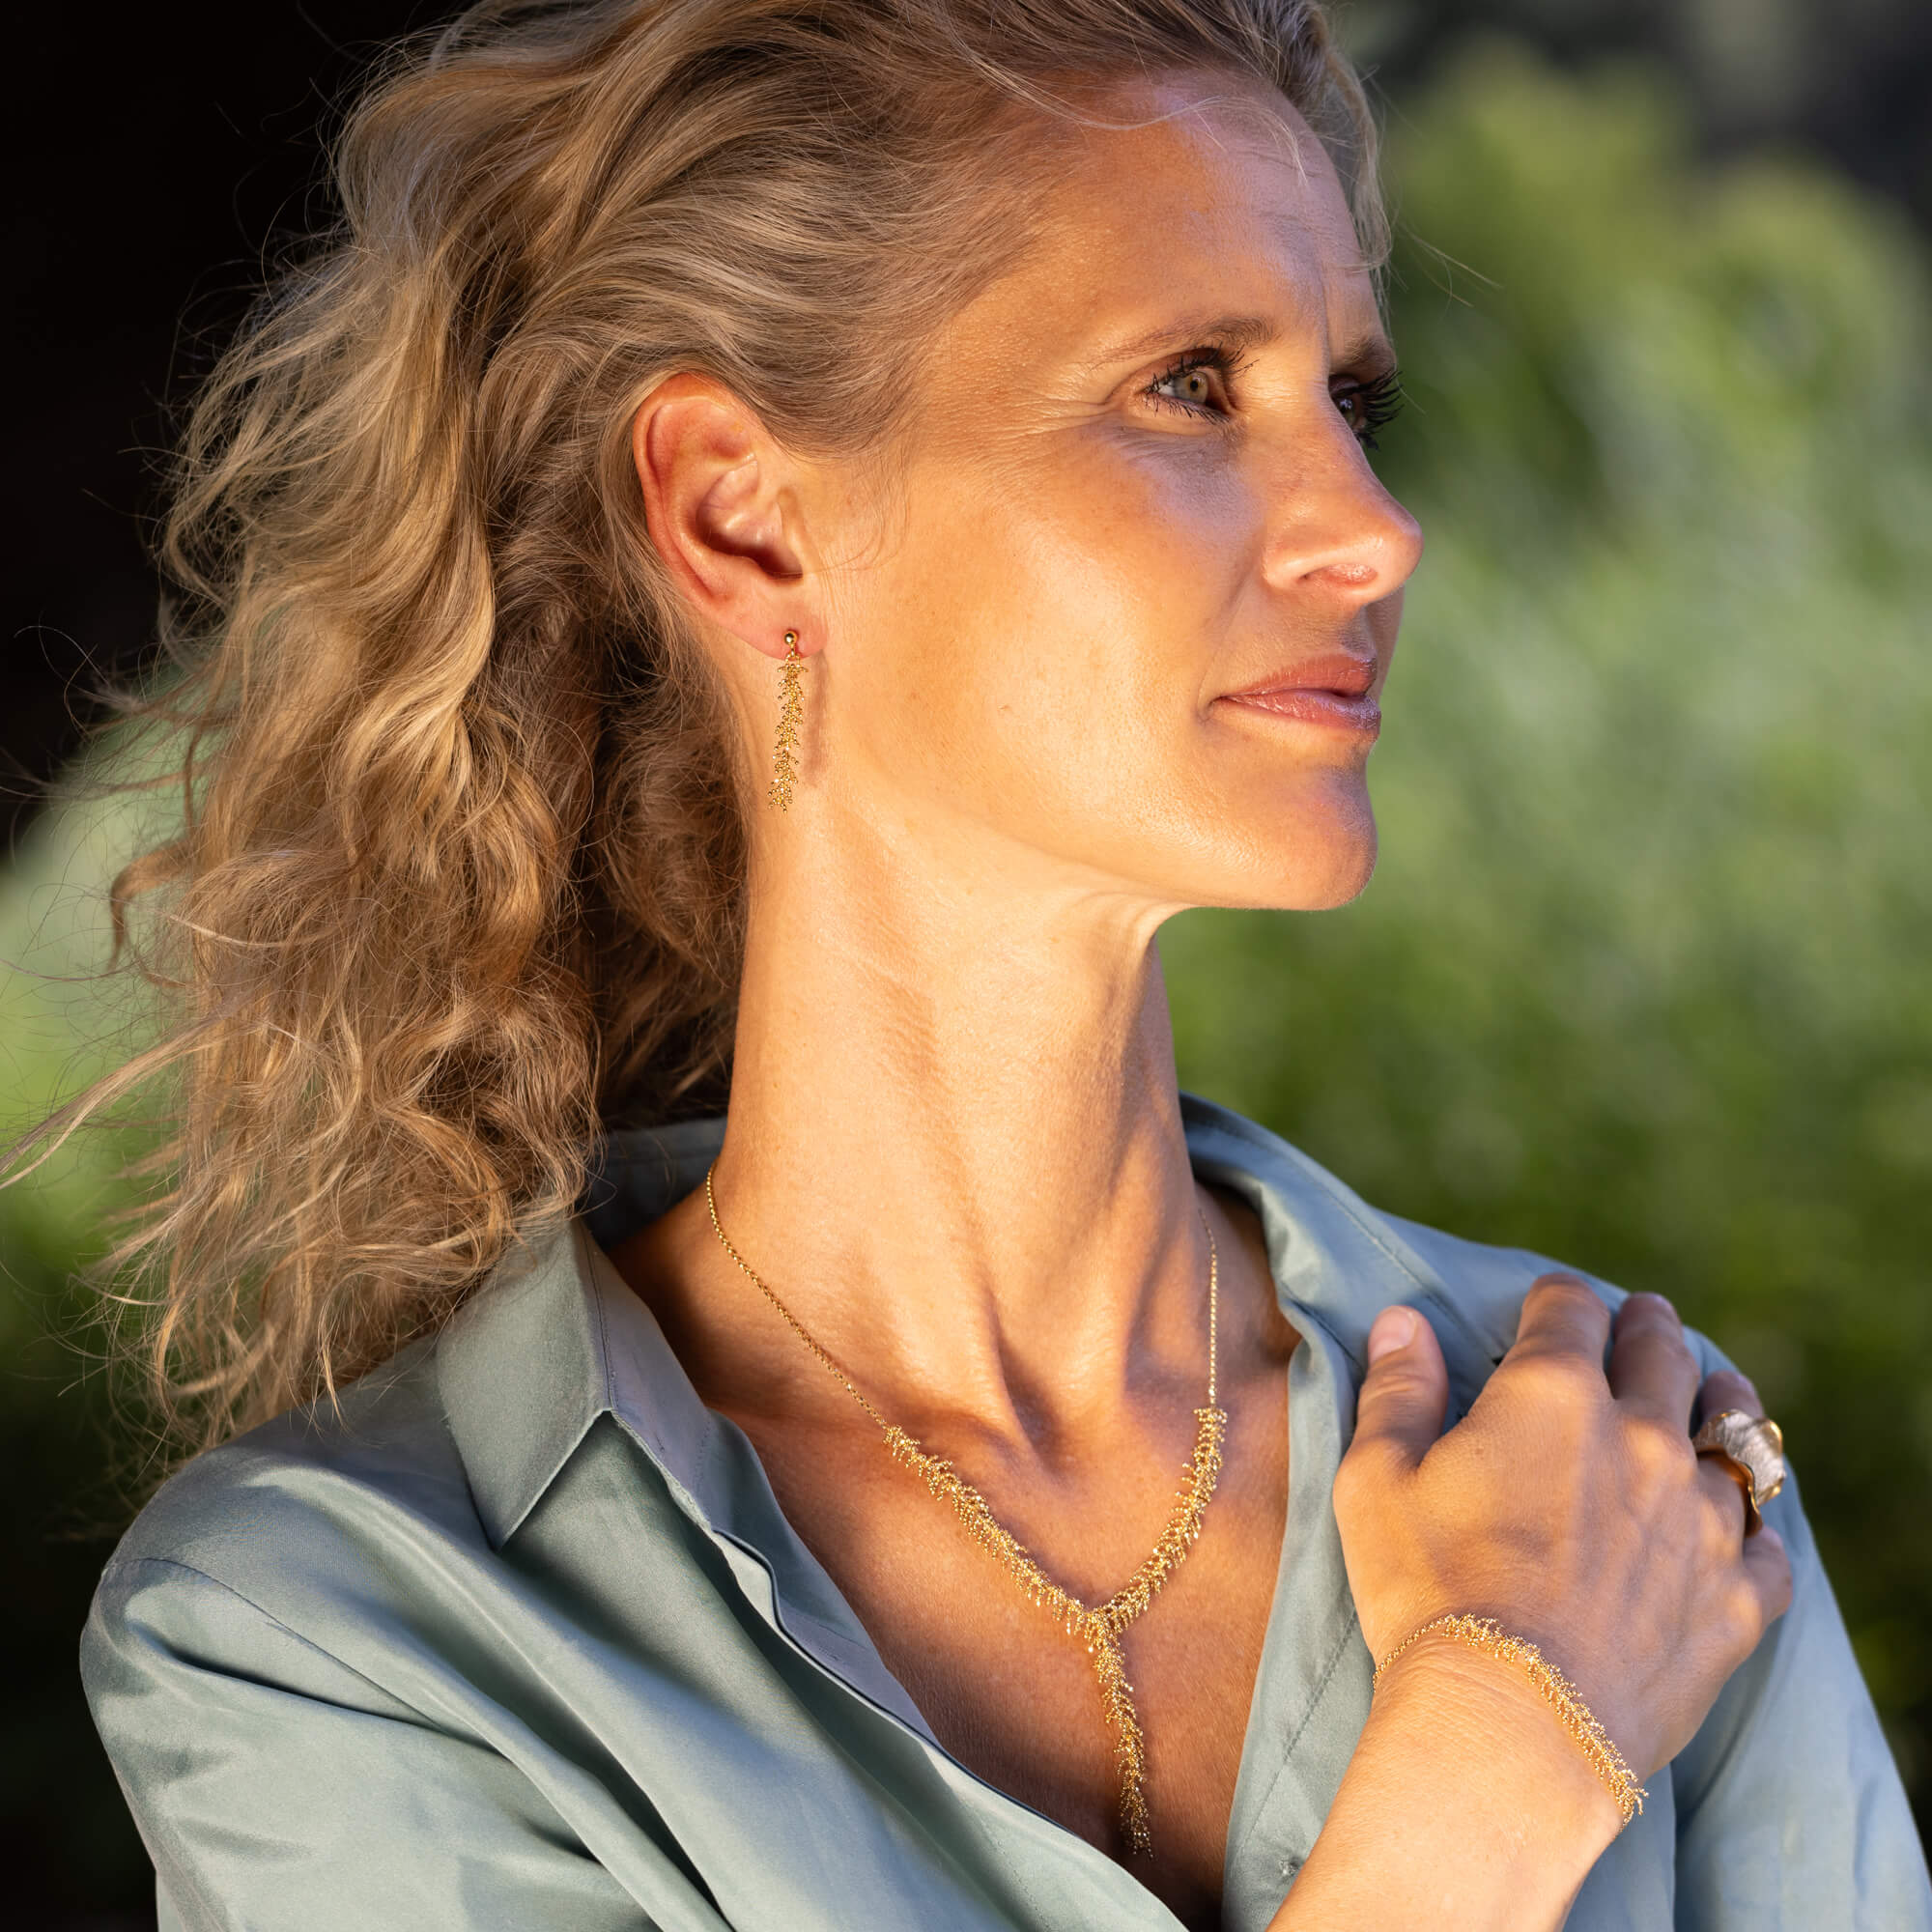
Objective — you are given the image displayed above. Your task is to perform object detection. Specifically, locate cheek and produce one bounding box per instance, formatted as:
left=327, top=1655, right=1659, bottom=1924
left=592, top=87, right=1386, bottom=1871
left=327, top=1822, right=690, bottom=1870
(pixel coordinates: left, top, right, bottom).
left=920, top=448, right=1257, bottom=754
left=832, top=440, right=1381, bottom=906
left=1025, top=445, right=1257, bottom=641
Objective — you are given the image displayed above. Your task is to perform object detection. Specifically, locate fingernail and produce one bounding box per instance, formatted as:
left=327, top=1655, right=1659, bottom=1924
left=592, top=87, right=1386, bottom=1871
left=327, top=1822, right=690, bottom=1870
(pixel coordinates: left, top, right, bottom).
left=1368, top=1307, right=1416, bottom=1364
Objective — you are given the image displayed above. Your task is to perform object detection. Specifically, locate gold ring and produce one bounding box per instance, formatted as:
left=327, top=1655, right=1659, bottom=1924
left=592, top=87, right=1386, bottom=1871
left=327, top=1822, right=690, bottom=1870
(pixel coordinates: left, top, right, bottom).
left=1691, top=1410, right=1786, bottom=1536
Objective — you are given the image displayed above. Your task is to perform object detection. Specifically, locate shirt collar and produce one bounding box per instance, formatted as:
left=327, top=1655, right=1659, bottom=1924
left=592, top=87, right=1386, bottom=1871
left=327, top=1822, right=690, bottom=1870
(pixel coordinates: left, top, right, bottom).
left=435, top=1094, right=1492, bottom=1555
left=437, top=1115, right=728, bottom=1548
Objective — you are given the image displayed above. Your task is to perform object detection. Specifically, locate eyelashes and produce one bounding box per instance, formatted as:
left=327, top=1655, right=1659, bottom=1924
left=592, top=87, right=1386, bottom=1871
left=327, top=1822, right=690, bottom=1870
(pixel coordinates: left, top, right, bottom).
left=1337, top=366, right=1406, bottom=449
left=1329, top=365, right=1406, bottom=448
left=1144, top=344, right=1255, bottom=420
left=1143, top=345, right=1406, bottom=449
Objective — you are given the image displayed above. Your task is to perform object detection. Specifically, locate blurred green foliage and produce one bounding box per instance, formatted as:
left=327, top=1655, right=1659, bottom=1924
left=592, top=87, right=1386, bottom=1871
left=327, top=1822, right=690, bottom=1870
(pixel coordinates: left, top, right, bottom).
left=3, top=35, right=1927, bottom=1916
left=1166, top=39, right=1932, bottom=1812
left=0, top=781, right=168, bottom=1918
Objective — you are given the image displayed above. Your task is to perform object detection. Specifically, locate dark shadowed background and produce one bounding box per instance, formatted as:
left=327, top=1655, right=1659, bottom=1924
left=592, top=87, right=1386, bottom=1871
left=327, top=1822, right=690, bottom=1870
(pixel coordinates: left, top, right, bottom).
left=5, top=2, right=1930, bottom=1923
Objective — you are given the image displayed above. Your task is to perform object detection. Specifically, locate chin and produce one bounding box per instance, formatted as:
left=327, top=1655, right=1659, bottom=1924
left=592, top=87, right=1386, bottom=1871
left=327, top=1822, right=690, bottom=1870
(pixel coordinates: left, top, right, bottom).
left=1166, top=822, right=1377, bottom=916
left=1268, top=838, right=1378, bottom=911
left=1297, top=843, right=1378, bottom=910
left=1228, top=781, right=1379, bottom=913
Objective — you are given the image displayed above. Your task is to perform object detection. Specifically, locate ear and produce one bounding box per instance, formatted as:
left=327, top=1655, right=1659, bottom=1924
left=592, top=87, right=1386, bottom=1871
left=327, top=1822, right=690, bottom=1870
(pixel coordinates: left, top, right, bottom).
left=631, top=373, right=820, bottom=661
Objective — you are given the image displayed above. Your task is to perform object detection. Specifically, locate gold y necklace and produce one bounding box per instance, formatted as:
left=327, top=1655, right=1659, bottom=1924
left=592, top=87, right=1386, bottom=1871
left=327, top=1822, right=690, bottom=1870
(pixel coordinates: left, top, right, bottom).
left=704, top=1163, right=1227, bottom=1856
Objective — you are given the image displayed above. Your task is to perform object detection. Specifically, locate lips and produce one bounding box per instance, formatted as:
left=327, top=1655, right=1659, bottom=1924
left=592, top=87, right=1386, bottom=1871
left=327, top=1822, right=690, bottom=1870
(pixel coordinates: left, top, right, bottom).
left=1218, top=652, right=1381, bottom=735
left=1223, top=652, right=1378, bottom=700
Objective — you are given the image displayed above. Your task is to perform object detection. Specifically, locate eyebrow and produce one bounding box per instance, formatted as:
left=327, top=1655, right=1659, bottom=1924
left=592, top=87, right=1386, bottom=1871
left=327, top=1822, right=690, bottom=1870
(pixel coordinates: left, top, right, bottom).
left=1085, top=310, right=1397, bottom=375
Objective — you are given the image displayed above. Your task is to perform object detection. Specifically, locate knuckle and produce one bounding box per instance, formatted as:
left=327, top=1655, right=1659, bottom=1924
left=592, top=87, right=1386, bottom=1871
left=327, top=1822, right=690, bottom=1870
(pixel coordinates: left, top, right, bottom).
left=1628, top=1322, right=1696, bottom=1379
left=1510, top=1350, right=1598, bottom=1407
left=1333, top=1441, right=1388, bottom=1505
left=1724, top=1579, right=1767, bottom=1657
left=1769, top=1555, right=1796, bottom=1618
left=1625, top=1412, right=1697, bottom=1481
left=1529, top=1274, right=1598, bottom=1317
left=1617, top=1291, right=1683, bottom=1330
left=1762, top=1564, right=1795, bottom=1621
left=1365, top=1355, right=1429, bottom=1398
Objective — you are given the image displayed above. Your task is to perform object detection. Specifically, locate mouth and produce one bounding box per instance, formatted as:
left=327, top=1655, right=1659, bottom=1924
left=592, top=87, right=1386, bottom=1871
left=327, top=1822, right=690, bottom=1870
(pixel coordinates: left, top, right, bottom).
left=1217, top=652, right=1381, bottom=735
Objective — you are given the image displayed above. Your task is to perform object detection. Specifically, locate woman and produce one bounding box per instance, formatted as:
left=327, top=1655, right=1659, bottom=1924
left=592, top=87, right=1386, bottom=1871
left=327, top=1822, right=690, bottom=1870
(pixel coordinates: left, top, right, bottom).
left=65, top=1, right=1927, bottom=1927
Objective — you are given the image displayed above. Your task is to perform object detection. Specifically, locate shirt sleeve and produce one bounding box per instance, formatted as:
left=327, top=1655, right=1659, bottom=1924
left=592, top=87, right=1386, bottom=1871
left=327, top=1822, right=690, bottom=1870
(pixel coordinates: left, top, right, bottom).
left=80, top=1554, right=727, bottom=1932
left=1669, top=1458, right=1932, bottom=1930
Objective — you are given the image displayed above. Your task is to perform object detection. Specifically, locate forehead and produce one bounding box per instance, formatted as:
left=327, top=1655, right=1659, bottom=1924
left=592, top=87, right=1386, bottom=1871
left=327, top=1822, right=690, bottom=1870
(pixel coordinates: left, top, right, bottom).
left=959, top=69, right=1378, bottom=367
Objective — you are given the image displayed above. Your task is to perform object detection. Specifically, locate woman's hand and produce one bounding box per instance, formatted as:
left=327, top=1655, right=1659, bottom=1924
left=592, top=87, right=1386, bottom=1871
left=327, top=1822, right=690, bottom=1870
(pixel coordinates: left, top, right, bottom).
left=1262, top=1280, right=1793, bottom=1931
left=1333, top=1275, right=1794, bottom=1785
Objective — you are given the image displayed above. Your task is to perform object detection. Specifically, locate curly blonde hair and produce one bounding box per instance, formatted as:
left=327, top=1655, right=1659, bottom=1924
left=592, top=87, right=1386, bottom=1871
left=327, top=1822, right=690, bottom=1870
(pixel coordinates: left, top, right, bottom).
left=40, top=0, right=1383, bottom=1462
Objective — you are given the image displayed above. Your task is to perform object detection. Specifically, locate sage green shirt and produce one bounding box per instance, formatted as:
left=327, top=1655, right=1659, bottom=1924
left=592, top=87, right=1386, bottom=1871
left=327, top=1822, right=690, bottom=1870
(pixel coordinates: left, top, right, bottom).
left=81, top=1095, right=1932, bottom=1930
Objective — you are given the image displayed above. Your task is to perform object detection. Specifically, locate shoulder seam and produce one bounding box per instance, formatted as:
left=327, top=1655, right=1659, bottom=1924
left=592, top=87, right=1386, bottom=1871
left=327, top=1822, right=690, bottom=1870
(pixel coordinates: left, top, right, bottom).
left=94, top=1553, right=434, bottom=1722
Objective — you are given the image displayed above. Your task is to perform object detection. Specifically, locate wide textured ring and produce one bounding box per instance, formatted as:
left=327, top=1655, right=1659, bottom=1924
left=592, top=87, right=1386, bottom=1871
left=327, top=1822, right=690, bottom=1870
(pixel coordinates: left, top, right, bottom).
left=1691, top=1410, right=1786, bottom=1535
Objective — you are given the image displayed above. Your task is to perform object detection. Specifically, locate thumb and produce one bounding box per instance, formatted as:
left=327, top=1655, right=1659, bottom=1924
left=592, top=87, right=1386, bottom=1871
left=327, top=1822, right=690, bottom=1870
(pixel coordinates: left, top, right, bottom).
left=1350, top=1304, right=1450, bottom=1478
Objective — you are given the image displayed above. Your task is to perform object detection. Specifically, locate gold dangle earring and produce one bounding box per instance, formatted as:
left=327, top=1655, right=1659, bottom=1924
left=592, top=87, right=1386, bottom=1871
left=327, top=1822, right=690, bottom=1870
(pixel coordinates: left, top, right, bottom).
left=767, top=629, right=805, bottom=810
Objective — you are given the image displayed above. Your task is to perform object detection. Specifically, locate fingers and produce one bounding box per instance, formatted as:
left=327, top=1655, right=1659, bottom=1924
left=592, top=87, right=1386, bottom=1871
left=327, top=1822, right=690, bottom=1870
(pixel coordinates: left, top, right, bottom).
left=1743, top=1522, right=1796, bottom=1625
left=1608, top=1293, right=1700, bottom=1430
left=1694, top=1355, right=1792, bottom=1634
left=1695, top=1366, right=1763, bottom=1431
left=1508, top=1272, right=1611, bottom=1371
left=1348, top=1304, right=1450, bottom=1479
left=1697, top=1451, right=1754, bottom=1541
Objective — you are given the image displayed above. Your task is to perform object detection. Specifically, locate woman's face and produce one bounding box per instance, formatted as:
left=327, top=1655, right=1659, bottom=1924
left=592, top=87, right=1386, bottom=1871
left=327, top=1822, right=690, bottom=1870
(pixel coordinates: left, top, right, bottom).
left=816, top=68, right=1423, bottom=917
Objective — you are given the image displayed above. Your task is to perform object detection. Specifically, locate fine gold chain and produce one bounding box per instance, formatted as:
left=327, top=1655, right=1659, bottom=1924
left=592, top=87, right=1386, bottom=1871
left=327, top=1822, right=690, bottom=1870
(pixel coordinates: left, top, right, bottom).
left=704, top=1162, right=1227, bottom=1856
left=1372, top=1612, right=1649, bottom=1828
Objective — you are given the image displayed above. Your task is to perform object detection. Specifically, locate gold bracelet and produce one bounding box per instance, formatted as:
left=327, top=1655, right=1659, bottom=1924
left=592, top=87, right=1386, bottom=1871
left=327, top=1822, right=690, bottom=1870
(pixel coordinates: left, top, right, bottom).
left=1372, top=1612, right=1649, bottom=1830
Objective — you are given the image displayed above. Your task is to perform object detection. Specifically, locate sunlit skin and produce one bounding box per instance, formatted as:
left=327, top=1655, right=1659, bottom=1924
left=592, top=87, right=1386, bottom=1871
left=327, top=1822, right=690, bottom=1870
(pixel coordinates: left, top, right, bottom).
left=617, top=68, right=1788, bottom=1932
left=802, top=96, right=1417, bottom=916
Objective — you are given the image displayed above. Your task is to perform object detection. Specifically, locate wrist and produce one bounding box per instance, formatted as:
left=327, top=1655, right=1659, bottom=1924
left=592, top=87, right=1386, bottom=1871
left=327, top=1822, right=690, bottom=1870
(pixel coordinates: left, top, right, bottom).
left=1275, top=1638, right=1624, bottom=1932
left=1372, top=1634, right=1629, bottom=1856
left=1376, top=1613, right=1646, bottom=1831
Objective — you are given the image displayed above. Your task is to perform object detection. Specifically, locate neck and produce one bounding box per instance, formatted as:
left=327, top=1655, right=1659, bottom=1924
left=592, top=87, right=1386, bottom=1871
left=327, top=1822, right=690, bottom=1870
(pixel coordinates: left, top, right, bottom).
left=693, top=805, right=1215, bottom=1457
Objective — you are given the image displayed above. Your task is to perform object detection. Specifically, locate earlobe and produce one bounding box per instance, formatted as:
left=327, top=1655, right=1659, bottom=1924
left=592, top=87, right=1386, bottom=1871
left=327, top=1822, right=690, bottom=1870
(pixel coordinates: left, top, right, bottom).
left=630, top=373, right=812, bottom=660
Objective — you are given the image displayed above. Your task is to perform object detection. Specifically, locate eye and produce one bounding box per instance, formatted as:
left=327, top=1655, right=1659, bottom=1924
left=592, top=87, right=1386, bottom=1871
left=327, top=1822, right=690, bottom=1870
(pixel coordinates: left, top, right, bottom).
left=1144, top=345, right=1242, bottom=420
left=1332, top=367, right=1406, bottom=450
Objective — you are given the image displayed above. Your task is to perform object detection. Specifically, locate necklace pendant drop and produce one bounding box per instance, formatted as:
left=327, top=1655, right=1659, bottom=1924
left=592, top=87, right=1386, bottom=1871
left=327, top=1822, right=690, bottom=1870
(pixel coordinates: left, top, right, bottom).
left=704, top=1163, right=1227, bottom=1859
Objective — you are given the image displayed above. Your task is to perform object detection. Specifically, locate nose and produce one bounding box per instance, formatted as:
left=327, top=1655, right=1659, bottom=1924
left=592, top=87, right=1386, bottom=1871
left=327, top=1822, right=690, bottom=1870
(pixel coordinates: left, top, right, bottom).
left=1263, top=427, right=1424, bottom=611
